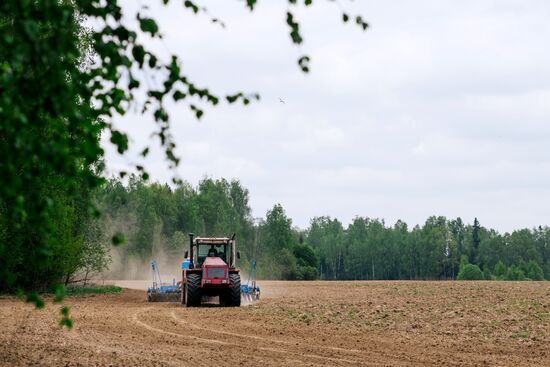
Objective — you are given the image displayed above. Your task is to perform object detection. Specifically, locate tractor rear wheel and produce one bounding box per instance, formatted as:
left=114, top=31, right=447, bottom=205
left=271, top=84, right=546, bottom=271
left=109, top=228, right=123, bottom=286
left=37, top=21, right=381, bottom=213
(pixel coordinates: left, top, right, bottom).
left=228, top=274, right=241, bottom=307
left=186, top=274, right=201, bottom=307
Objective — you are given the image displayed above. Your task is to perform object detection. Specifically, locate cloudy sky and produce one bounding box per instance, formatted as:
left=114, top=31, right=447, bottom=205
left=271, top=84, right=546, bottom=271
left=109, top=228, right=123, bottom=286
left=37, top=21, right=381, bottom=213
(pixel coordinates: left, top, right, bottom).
left=105, top=1, right=550, bottom=231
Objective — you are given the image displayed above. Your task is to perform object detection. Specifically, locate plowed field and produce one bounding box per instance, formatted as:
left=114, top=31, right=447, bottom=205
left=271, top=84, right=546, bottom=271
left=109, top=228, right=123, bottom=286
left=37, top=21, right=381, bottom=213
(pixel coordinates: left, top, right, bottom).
left=1, top=281, right=550, bottom=366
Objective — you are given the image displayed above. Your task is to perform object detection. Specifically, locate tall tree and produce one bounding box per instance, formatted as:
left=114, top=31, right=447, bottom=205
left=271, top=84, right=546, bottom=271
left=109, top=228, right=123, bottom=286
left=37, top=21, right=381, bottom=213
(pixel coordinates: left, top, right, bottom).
left=471, top=217, right=481, bottom=263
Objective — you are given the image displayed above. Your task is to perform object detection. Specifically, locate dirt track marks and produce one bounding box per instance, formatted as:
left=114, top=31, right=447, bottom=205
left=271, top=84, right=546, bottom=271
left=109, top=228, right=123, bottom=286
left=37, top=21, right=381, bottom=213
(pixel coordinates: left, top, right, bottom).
left=132, top=308, right=231, bottom=346
left=169, top=309, right=365, bottom=354
left=132, top=307, right=365, bottom=365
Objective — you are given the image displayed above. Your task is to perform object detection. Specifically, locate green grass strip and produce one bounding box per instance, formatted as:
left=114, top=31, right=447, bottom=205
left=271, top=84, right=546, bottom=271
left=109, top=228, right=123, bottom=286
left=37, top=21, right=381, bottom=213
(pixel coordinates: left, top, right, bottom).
left=65, top=285, right=123, bottom=296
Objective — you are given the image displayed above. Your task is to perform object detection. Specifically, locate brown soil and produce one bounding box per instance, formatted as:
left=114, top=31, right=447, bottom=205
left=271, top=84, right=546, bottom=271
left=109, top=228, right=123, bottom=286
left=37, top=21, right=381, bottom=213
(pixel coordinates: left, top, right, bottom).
left=1, top=281, right=550, bottom=366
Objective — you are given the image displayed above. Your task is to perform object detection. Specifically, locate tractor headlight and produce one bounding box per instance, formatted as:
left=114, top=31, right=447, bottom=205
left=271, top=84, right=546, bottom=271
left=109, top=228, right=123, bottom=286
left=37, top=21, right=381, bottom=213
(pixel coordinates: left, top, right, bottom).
left=205, top=279, right=212, bottom=284
left=221, top=279, right=227, bottom=284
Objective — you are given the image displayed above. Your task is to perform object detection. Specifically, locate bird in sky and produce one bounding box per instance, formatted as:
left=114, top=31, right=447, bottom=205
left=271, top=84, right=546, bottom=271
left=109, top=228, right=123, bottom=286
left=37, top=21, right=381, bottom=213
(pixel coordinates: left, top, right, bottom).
left=279, top=98, right=285, bottom=104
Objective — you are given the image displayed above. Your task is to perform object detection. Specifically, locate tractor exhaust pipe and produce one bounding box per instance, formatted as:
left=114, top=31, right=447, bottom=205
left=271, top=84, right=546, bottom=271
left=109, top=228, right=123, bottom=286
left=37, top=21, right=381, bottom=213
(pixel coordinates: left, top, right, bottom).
left=230, top=233, right=236, bottom=267
left=188, top=233, right=194, bottom=268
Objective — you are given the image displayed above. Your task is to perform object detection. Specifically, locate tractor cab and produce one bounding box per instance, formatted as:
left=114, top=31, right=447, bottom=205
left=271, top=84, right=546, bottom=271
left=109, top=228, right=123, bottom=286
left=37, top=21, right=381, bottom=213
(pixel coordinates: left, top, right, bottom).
left=186, top=235, right=239, bottom=269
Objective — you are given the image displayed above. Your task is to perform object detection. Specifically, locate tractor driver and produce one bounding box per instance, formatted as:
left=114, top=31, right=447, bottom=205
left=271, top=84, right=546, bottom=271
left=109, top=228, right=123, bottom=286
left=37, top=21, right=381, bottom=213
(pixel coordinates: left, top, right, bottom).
left=207, top=245, right=218, bottom=257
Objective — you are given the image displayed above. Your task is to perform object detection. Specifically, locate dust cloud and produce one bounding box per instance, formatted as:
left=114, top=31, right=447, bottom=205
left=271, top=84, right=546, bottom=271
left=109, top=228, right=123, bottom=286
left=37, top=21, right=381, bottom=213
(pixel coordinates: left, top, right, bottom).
left=104, top=247, right=184, bottom=283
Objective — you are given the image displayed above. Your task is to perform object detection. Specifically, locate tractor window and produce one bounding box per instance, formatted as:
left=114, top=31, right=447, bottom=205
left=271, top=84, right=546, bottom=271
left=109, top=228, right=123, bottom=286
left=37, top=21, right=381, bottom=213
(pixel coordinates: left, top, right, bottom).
left=197, top=243, right=228, bottom=266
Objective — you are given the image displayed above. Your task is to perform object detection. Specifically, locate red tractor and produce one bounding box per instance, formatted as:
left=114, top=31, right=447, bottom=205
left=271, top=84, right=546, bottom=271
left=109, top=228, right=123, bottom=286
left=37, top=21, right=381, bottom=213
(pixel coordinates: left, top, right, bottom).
left=181, top=233, right=241, bottom=307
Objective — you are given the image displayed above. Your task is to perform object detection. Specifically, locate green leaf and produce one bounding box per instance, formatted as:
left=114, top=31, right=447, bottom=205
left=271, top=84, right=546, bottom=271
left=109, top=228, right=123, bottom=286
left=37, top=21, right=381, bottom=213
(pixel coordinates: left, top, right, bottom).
left=190, top=104, right=204, bottom=119
left=132, top=45, right=145, bottom=67
left=148, top=54, right=157, bottom=68
left=184, top=1, right=200, bottom=13
left=154, top=108, right=169, bottom=122
left=61, top=306, right=70, bottom=317
left=128, top=78, right=140, bottom=89
left=139, top=17, right=159, bottom=36
left=298, top=55, right=310, bottom=73
left=54, top=285, right=66, bottom=303
left=173, top=90, right=186, bottom=101
left=112, top=233, right=125, bottom=246
left=356, top=16, right=369, bottom=31
left=286, top=12, right=303, bottom=44
left=59, top=317, right=73, bottom=330
left=26, top=292, right=45, bottom=309
left=226, top=93, right=242, bottom=103
left=110, top=131, right=129, bottom=154
left=246, top=0, right=257, bottom=10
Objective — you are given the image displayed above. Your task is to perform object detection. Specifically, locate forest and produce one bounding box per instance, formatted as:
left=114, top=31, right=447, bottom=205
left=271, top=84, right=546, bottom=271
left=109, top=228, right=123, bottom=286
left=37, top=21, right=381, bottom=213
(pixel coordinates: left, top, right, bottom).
left=89, top=177, right=550, bottom=283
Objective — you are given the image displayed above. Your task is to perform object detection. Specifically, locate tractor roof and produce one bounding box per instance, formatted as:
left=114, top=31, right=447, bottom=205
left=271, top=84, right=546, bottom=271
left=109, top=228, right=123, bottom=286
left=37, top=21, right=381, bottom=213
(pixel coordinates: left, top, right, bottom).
left=195, top=237, right=231, bottom=244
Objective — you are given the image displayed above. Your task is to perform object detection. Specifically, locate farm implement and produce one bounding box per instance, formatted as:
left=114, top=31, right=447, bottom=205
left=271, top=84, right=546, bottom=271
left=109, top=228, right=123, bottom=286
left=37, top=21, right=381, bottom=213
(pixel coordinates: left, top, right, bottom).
left=147, top=233, right=260, bottom=307
left=146, top=260, right=180, bottom=302
left=241, top=259, right=260, bottom=302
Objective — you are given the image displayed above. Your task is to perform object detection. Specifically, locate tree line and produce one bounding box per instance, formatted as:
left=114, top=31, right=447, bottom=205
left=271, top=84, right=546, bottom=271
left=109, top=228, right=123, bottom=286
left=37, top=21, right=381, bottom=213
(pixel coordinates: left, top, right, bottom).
left=306, top=216, right=550, bottom=281
left=2, top=175, right=548, bottom=292
left=95, top=177, right=549, bottom=282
